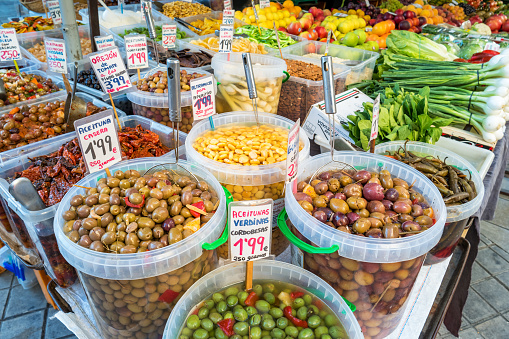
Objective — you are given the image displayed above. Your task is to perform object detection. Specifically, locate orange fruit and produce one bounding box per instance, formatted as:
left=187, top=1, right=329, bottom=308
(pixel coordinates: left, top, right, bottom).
left=386, top=20, right=395, bottom=31
left=377, top=36, right=387, bottom=49
left=372, top=21, right=387, bottom=36
left=427, top=17, right=434, bottom=24
left=282, top=0, right=293, bottom=9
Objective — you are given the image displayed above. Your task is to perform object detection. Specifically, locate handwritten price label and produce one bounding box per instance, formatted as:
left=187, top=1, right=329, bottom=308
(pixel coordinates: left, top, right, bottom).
left=46, top=0, right=62, bottom=25
left=125, top=35, right=148, bottom=69
left=94, top=35, right=116, bottom=51
left=162, top=24, right=177, bottom=49
left=260, top=0, right=270, bottom=9
left=44, top=38, right=67, bottom=74
left=222, top=9, right=234, bottom=26
left=485, top=42, right=500, bottom=52
left=224, top=0, right=231, bottom=10
left=0, top=28, right=21, bottom=62
left=191, top=75, right=216, bottom=121
left=89, top=47, right=132, bottom=94
left=370, top=94, right=381, bottom=141
left=286, top=119, right=300, bottom=192
left=218, top=25, right=233, bottom=53
left=75, top=110, right=122, bottom=174
left=229, top=200, right=273, bottom=262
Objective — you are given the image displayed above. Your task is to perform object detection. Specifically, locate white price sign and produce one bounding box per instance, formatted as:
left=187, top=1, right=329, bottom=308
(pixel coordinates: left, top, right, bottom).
left=224, top=0, right=231, bottom=10
left=286, top=119, right=300, bottom=191
left=125, top=35, right=149, bottom=69
left=370, top=94, right=381, bottom=141
left=228, top=200, right=273, bottom=262
left=44, top=38, right=67, bottom=74
left=222, top=9, right=234, bottom=26
left=74, top=110, right=122, bottom=174
left=218, top=25, right=233, bottom=53
left=0, top=28, right=21, bottom=62
left=89, top=47, right=132, bottom=94
left=260, top=0, right=270, bottom=9
left=46, top=0, right=62, bottom=25
left=94, top=35, right=116, bottom=51
left=191, top=75, right=216, bottom=121
left=162, top=24, right=177, bottom=49
left=485, top=42, right=500, bottom=52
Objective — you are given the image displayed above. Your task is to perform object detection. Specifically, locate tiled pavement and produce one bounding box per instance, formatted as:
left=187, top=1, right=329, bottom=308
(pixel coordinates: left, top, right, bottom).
left=2, top=201, right=509, bottom=339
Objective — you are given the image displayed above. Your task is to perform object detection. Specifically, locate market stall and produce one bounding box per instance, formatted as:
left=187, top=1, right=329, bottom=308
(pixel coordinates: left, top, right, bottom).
left=0, top=0, right=508, bottom=338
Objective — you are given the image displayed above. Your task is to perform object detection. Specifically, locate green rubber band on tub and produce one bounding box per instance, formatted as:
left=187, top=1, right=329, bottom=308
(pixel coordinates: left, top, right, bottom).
left=202, top=186, right=233, bottom=250
left=282, top=71, right=290, bottom=83
left=277, top=209, right=339, bottom=254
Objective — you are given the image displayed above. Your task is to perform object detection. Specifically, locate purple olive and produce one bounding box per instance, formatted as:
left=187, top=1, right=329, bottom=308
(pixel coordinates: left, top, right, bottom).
left=385, top=188, right=399, bottom=202
left=393, top=200, right=412, bottom=214
left=314, top=181, right=329, bottom=195
left=367, top=200, right=386, bottom=214
left=317, top=207, right=334, bottom=220
left=402, top=221, right=421, bottom=232
left=343, top=183, right=363, bottom=198
left=363, top=183, right=385, bottom=201
left=294, top=192, right=313, bottom=204
left=353, top=170, right=371, bottom=184
left=332, top=212, right=349, bottom=227
left=411, top=204, right=423, bottom=217
left=318, top=171, right=331, bottom=181
left=333, top=192, right=346, bottom=200
left=323, top=191, right=334, bottom=202
left=347, top=212, right=360, bottom=224
left=313, top=210, right=328, bottom=223
left=162, top=218, right=175, bottom=232
left=417, top=201, right=430, bottom=210
left=381, top=199, right=393, bottom=211
left=366, top=228, right=382, bottom=238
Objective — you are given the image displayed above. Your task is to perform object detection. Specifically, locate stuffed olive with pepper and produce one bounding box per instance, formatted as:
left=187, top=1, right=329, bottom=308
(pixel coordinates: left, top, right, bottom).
left=178, top=281, right=349, bottom=339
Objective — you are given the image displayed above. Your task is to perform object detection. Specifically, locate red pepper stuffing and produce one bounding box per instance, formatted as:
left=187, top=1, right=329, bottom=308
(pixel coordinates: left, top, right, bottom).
left=412, top=198, right=419, bottom=205
left=189, top=201, right=205, bottom=218
left=124, top=195, right=145, bottom=208
left=157, top=289, right=179, bottom=303
left=284, top=306, right=308, bottom=328
left=192, top=307, right=200, bottom=315
left=290, top=291, right=304, bottom=299
left=217, top=319, right=235, bottom=336
left=36, top=83, right=43, bottom=89
left=244, top=291, right=258, bottom=306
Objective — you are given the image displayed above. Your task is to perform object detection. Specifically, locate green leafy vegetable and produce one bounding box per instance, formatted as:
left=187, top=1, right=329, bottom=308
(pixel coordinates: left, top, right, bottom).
left=386, top=30, right=457, bottom=61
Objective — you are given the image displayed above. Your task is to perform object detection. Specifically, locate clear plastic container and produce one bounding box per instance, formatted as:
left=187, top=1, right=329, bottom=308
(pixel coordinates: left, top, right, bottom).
left=163, top=260, right=363, bottom=339
left=277, top=54, right=351, bottom=123
left=185, top=112, right=310, bottom=258
left=182, top=34, right=281, bottom=57
left=374, top=141, right=484, bottom=265
left=0, top=245, right=38, bottom=289
left=283, top=40, right=379, bottom=86
left=211, top=53, right=287, bottom=114
left=180, top=11, right=246, bottom=36
left=0, top=115, right=183, bottom=288
left=282, top=152, right=446, bottom=338
left=0, top=55, right=41, bottom=73
left=54, top=158, right=227, bottom=339
left=79, top=4, right=167, bottom=31
left=126, top=66, right=215, bottom=133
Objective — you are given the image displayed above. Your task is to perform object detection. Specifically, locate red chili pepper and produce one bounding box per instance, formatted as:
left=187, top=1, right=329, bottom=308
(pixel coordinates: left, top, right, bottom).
left=124, top=195, right=145, bottom=208
left=217, top=319, right=235, bottom=336
left=189, top=201, right=205, bottom=218
left=284, top=306, right=308, bottom=328
left=481, top=49, right=500, bottom=55
left=290, top=291, right=305, bottom=299
left=157, top=289, right=179, bottom=303
left=244, top=291, right=258, bottom=306
left=412, top=198, right=419, bottom=205
left=36, top=83, right=43, bottom=89
left=454, top=58, right=468, bottom=62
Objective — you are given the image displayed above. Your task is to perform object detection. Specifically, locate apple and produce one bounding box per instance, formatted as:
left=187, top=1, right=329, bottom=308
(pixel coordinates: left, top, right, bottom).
left=278, top=27, right=287, bottom=33
left=315, top=25, right=328, bottom=39
left=299, top=17, right=312, bottom=30
left=403, top=11, right=415, bottom=19
left=287, top=21, right=302, bottom=35
left=418, top=16, right=427, bottom=26
left=316, top=14, right=325, bottom=22
left=307, top=28, right=319, bottom=40
left=306, top=43, right=317, bottom=53
left=369, top=18, right=377, bottom=26
left=395, top=9, right=404, bottom=16
left=302, top=13, right=314, bottom=21
left=319, top=37, right=327, bottom=42
left=299, top=31, right=314, bottom=40
left=502, top=20, right=509, bottom=32
left=309, top=6, right=320, bottom=17
left=399, top=20, right=411, bottom=30
left=394, top=15, right=405, bottom=25
left=323, top=9, right=331, bottom=17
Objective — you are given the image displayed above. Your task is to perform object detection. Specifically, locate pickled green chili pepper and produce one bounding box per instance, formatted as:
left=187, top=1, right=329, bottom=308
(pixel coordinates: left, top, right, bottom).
left=235, top=25, right=297, bottom=48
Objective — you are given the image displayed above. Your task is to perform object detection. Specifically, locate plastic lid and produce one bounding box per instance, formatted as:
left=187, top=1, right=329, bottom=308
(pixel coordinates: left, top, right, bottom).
left=375, top=141, right=485, bottom=222
left=185, top=112, right=310, bottom=185
left=211, top=52, right=287, bottom=79
left=163, top=260, right=363, bottom=339
left=285, top=152, right=446, bottom=263
left=54, top=158, right=226, bottom=280
left=125, top=66, right=214, bottom=108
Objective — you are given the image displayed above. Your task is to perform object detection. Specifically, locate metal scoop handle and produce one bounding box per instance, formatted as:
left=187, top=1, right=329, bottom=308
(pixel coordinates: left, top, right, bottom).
left=167, top=58, right=181, bottom=123
left=242, top=53, right=257, bottom=100
left=321, top=56, right=336, bottom=115
left=142, top=1, right=156, bottom=40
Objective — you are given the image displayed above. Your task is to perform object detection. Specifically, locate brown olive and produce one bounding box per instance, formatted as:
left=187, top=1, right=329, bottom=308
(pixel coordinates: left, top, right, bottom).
left=101, top=231, right=117, bottom=245
left=120, top=245, right=137, bottom=254
left=181, top=191, right=193, bottom=206
left=169, top=201, right=183, bottom=217
left=137, top=217, right=155, bottom=228
left=367, top=201, right=385, bottom=214
left=152, top=226, right=164, bottom=238
left=89, top=227, right=106, bottom=241
left=383, top=224, right=400, bottom=238
left=367, top=217, right=383, bottom=228
left=137, top=227, right=153, bottom=241
left=411, top=204, right=423, bottom=217
left=343, top=183, right=362, bottom=198
left=327, top=178, right=340, bottom=192
left=68, top=230, right=80, bottom=242
left=314, top=181, right=328, bottom=195
left=125, top=233, right=140, bottom=247
left=70, top=195, right=83, bottom=207
left=415, top=215, right=433, bottom=226
left=180, top=207, right=192, bottom=218
left=98, top=194, right=110, bottom=204
left=297, top=181, right=307, bottom=191
left=329, top=198, right=349, bottom=214
left=95, top=203, right=110, bottom=216
left=82, top=218, right=98, bottom=230
left=109, top=241, right=125, bottom=253
left=169, top=228, right=182, bottom=244
left=78, top=235, right=92, bottom=247
left=176, top=176, right=191, bottom=187
left=109, top=194, right=121, bottom=206
left=149, top=188, right=163, bottom=200
left=366, top=228, right=382, bottom=238
left=398, top=214, right=413, bottom=223
left=148, top=241, right=164, bottom=251
left=90, top=241, right=105, bottom=252
left=347, top=196, right=367, bottom=210
left=145, top=198, right=160, bottom=213
left=85, top=195, right=98, bottom=207
left=63, top=210, right=77, bottom=221
left=352, top=218, right=371, bottom=234
left=379, top=170, right=393, bottom=189
left=114, top=170, right=124, bottom=180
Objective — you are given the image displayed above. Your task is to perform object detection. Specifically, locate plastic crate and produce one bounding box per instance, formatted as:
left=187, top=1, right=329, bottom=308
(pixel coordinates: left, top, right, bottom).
left=0, top=54, right=41, bottom=73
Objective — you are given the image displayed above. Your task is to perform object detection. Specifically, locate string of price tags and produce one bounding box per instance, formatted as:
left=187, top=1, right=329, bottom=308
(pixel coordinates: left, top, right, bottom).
left=222, top=9, right=234, bottom=26
left=224, top=0, right=232, bottom=10
left=369, top=94, right=381, bottom=153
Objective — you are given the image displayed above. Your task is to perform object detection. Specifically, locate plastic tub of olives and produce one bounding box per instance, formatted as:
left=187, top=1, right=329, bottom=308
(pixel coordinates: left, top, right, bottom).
left=185, top=111, right=310, bottom=259
left=54, top=158, right=228, bottom=339
left=280, top=152, right=446, bottom=338
left=163, top=260, right=363, bottom=339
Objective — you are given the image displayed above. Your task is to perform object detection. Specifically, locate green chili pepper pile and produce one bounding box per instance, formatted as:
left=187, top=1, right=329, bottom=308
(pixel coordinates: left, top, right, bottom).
left=119, top=25, right=186, bottom=42
left=235, top=25, right=298, bottom=49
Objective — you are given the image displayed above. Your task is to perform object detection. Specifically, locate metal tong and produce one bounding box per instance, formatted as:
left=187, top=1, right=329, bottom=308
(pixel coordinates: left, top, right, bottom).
left=174, top=17, right=202, bottom=32
left=142, top=0, right=159, bottom=64
left=242, top=53, right=259, bottom=125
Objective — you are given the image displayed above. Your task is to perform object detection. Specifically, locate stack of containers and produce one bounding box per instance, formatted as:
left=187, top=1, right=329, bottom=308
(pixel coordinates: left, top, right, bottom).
left=211, top=53, right=287, bottom=114
left=0, top=55, right=40, bottom=73
left=54, top=158, right=227, bottom=339
left=185, top=112, right=310, bottom=259
left=375, top=141, right=484, bottom=265
left=126, top=66, right=215, bottom=133
left=164, top=260, right=363, bottom=339
left=281, top=152, right=446, bottom=338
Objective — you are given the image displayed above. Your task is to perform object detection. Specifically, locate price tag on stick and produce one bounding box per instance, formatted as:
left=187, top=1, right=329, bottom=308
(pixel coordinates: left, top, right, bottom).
left=46, top=0, right=62, bottom=25
left=260, top=0, right=270, bottom=9
left=44, top=38, right=67, bottom=74
left=369, top=94, right=380, bottom=153
left=191, top=75, right=216, bottom=121
left=218, top=25, right=233, bottom=53
left=0, top=28, right=22, bottom=62
left=222, top=9, right=234, bottom=26
left=74, top=110, right=122, bottom=174
left=88, top=47, right=132, bottom=95
left=125, top=35, right=149, bottom=69
left=286, top=119, right=300, bottom=193
left=224, top=0, right=231, bottom=10
left=94, top=35, right=116, bottom=51
left=228, top=200, right=273, bottom=263
left=162, top=24, right=177, bottom=49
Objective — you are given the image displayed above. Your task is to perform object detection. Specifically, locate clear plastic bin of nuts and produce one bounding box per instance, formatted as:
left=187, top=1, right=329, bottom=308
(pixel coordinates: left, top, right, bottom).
left=185, top=112, right=310, bottom=259
left=281, top=152, right=446, bottom=339
left=211, top=53, right=287, bottom=114
left=54, top=158, right=227, bottom=339
left=126, top=66, right=215, bottom=133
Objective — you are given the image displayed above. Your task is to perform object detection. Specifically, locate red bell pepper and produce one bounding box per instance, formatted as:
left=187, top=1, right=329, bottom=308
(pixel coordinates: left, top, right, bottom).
left=244, top=291, right=258, bottom=306
left=217, top=319, right=235, bottom=336
left=157, top=289, right=179, bottom=303
left=189, top=201, right=205, bottom=218
left=481, top=49, right=500, bottom=55
left=454, top=58, right=468, bottom=63
left=283, top=306, right=308, bottom=328
left=290, top=291, right=304, bottom=299
left=124, top=195, right=145, bottom=208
